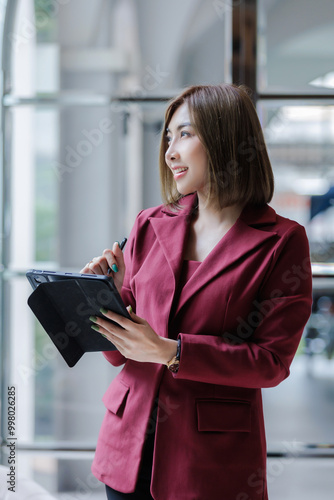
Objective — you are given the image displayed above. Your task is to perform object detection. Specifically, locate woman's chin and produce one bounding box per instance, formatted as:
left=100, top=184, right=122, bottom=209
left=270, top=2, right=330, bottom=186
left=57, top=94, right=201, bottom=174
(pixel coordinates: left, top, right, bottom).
left=175, top=184, right=194, bottom=196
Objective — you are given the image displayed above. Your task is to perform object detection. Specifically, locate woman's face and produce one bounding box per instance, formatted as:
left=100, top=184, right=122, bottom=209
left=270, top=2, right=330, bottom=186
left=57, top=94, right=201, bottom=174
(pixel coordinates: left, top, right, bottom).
left=165, top=103, right=209, bottom=197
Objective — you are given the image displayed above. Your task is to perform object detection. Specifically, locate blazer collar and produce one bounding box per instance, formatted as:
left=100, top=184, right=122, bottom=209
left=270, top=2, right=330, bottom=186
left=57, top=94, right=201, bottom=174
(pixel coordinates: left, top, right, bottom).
left=239, top=202, right=277, bottom=227
left=149, top=193, right=278, bottom=314
left=160, top=193, right=199, bottom=218
left=160, top=192, right=278, bottom=227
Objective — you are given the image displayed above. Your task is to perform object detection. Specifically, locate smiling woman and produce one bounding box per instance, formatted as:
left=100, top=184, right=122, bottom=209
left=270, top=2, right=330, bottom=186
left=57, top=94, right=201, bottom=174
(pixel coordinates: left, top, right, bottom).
left=159, top=84, right=274, bottom=210
left=164, top=103, right=209, bottom=199
left=84, top=84, right=313, bottom=500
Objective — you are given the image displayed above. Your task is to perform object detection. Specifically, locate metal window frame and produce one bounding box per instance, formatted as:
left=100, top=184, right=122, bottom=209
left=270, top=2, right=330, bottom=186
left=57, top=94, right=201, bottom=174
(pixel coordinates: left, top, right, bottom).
left=0, top=0, right=17, bottom=466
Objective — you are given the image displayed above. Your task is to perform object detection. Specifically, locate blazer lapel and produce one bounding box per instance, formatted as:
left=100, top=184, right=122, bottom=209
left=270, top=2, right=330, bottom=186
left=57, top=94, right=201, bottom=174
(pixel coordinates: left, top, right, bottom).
left=148, top=194, right=197, bottom=290
left=148, top=194, right=278, bottom=320
left=174, top=204, right=278, bottom=315
left=149, top=215, right=188, bottom=290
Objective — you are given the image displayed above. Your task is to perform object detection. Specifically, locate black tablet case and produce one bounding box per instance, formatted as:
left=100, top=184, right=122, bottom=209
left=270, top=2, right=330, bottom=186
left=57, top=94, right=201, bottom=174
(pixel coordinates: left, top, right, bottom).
left=27, top=275, right=130, bottom=367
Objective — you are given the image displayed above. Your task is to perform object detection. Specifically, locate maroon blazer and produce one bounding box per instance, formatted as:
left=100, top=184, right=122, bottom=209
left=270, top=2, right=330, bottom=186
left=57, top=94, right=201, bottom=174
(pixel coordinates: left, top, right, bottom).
left=91, top=193, right=312, bottom=500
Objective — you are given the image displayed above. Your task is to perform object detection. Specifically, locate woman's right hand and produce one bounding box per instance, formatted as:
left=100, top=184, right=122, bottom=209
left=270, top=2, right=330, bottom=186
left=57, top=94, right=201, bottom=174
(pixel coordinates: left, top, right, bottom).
left=80, top=242, right=126, bottom=295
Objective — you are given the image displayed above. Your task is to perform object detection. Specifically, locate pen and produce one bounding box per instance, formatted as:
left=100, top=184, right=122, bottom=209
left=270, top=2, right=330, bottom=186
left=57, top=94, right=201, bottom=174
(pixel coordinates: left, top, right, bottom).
left=107, top=237, right=127, bottom=274
left=119, top=237, right=127, bottom=251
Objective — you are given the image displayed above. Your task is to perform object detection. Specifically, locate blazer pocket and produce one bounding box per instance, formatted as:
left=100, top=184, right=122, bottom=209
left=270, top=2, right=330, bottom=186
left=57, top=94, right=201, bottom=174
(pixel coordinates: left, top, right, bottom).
left=102, top=378, right=130, bottom=416
left=196, top=399, right=251, bottom=432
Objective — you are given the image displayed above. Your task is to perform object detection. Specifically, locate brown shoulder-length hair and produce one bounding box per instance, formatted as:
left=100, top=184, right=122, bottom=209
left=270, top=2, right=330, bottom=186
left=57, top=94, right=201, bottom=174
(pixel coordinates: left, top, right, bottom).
left=159, top=83, right=274, bottom=209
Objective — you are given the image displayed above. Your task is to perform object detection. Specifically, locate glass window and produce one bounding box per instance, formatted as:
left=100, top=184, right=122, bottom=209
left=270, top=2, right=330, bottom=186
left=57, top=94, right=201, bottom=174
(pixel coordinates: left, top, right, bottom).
left=2, top=0, right=191, bottom=493
left=7, top=0, right=232, bottom=97
left=257, top=100, right=334, bottom=261
left=3, top=99, right=166, bottom=431
left=2, top=1, right=232, bottom=494
left=257, top=0, right=334, bottom=94
left=259, top=99, right=334, bottom=499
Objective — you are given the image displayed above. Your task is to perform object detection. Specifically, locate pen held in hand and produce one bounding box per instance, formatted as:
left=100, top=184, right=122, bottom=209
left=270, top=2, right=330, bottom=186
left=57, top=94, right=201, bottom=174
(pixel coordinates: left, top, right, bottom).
left=107, top=237, right=127, bottom=274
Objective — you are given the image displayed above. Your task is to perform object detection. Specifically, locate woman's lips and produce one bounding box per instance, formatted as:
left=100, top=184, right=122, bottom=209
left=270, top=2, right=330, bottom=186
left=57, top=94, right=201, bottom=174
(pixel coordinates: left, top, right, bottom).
left=173, top=167, right=188, bottom=179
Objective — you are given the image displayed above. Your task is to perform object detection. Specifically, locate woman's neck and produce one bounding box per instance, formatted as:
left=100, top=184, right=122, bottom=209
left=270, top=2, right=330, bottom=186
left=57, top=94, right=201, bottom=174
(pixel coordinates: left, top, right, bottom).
left=183, top=195, right=244, bottom=262
left=195, top=194, right=243, bottom=231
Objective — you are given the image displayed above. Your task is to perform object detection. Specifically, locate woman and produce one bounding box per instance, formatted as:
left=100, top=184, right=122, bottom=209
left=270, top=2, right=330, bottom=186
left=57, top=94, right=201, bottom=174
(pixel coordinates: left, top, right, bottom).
left=82, top=84, right=312, bottom=500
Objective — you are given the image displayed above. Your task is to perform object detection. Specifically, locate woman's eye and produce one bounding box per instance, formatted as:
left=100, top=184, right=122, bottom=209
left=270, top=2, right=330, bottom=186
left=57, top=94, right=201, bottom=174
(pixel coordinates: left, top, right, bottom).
left=165, top=131, right=191, bottom=144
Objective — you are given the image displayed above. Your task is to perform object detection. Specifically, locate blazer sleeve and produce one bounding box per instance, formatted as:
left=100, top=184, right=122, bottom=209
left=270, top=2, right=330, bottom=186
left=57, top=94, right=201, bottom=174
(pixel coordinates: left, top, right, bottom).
left=102, top=211, right=143, bottom=367
left=174, top=224, right=313, bottom=388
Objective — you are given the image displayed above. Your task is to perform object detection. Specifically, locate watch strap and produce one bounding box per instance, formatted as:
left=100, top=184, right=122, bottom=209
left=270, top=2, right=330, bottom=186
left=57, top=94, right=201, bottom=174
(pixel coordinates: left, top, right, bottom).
left=166, top=338, right=181, bottom=373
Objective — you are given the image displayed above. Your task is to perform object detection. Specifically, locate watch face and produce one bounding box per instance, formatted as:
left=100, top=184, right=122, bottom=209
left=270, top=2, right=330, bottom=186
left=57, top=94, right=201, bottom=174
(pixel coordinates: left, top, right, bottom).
left=168, top=361, right=180, bottom=373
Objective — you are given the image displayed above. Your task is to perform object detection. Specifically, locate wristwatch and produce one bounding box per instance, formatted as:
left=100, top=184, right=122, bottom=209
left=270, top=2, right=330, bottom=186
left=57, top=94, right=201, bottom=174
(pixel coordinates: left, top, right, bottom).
left=166, top=338, right=181, bottom=373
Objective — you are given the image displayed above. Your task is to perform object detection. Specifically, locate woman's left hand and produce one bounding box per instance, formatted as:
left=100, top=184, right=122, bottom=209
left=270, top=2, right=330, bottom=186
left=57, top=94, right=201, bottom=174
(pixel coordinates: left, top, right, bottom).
left=90, top=308, right=178, bottom=365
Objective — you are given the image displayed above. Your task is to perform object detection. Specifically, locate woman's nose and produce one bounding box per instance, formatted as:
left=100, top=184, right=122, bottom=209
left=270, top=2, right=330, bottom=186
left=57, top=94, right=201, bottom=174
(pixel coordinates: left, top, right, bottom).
left=165, top=143, right=180, bottom=162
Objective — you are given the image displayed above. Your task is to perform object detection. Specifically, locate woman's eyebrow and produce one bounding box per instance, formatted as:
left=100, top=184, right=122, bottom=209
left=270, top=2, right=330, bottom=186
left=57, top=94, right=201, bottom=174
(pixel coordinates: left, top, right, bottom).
left=166, top=122, right=192, bottom=134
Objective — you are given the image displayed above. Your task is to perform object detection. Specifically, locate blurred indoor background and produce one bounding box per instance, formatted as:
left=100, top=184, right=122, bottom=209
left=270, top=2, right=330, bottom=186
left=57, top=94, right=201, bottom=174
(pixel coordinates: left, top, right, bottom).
left=0, top=0, right=334, bottom=498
